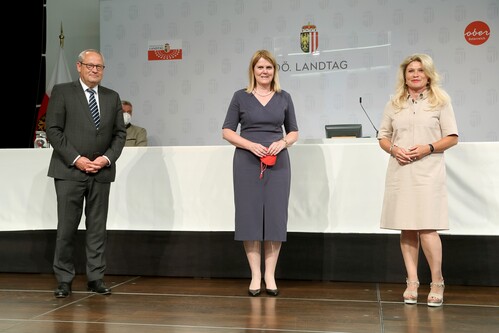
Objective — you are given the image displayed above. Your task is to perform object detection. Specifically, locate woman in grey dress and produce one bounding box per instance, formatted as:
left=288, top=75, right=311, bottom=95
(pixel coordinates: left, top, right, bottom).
left=378, top=54, right=458, bottom=307
left=222, top=50, right=299, bottom=297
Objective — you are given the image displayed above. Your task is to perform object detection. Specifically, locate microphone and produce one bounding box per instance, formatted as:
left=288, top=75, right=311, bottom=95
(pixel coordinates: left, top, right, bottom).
left=359, top=97, right=379, bottom=138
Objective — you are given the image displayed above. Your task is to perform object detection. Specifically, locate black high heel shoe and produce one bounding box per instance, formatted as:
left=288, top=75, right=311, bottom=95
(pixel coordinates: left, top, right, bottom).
left=266, top=288, right=279, bottom=296
left=248, top=289, right=261, bottom=297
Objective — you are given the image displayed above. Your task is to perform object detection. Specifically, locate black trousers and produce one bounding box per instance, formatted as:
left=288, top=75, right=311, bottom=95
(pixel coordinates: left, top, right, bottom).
left=53, top=178, right=111, bottom=283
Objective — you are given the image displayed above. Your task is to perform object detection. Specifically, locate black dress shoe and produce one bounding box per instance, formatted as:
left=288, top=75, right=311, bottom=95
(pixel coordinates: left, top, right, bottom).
left=248, top=289, right=261, bottom=297
left=54, top=282, right=72, bottom=298
left=87, top=279, right=111, bottom=295
left=266, top=288, right=279, bottom=296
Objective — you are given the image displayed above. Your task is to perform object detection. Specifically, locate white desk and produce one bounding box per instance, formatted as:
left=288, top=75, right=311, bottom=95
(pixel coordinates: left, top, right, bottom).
left=1, top=142, right=498, bottom=235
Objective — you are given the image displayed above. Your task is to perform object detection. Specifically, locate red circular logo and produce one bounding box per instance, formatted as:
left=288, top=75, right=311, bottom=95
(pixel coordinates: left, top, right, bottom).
left=464, top=21, right=490, bottom=46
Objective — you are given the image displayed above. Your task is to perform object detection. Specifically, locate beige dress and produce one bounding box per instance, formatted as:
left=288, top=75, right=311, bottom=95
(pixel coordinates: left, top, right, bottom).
left=378, top=93, right=458, bottom=230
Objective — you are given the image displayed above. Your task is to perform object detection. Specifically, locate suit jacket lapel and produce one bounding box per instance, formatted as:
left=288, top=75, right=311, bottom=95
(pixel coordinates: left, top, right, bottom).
left=97, top=87, right=109, bottom=127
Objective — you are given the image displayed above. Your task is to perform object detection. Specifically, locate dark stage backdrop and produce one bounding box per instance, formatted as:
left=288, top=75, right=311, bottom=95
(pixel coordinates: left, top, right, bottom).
left=5, top=1, right=45, bottom=149
left=0, top=230, right=497, bottom=287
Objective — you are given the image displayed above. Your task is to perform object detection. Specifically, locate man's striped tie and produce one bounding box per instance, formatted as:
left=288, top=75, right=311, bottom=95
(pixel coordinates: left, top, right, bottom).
left=86, top=88, right=100, bottom=129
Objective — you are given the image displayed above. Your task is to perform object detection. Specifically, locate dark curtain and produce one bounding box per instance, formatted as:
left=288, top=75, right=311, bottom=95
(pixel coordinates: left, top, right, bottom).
left=4, top=1, right=45, bottom=148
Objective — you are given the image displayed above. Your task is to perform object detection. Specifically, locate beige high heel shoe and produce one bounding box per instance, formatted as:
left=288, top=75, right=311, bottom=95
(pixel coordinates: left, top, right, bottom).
left=403, top=279, right=420, bottom=304
left=427, top=280, right=445, bottom=307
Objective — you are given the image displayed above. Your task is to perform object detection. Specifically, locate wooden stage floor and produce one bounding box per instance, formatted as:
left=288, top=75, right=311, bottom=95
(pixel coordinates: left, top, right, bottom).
left=0, top=273, right=498, bottom=333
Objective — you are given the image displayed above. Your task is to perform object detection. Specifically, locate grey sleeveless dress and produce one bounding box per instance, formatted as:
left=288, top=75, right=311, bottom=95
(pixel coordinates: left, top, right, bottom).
left=222, top=89, right=298, bottom=241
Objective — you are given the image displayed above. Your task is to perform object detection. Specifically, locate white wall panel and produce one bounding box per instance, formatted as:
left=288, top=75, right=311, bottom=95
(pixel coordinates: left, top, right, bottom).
left=94, top=0, right=498, bottom=146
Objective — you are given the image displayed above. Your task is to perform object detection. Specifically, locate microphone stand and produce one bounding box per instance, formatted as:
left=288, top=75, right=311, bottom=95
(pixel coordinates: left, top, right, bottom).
left=359, top=97, right=379, bottom=138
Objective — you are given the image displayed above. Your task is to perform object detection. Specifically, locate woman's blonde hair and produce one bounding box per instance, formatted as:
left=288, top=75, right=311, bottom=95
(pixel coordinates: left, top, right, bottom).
left=245, top=50, right=281, bottom=93
left=391, top=53, right=450, bottom=110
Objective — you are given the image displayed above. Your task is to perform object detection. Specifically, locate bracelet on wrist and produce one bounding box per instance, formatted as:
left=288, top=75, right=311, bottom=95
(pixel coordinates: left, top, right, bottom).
left=429, top=143, right=435, bottom=154
left=389, top=144, right=397, bottom=156
left=282, top=138, right=289, bottom=147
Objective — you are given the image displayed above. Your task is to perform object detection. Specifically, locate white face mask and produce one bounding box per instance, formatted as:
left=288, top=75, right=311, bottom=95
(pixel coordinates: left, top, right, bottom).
left=123, top=112, right=132, bottom=126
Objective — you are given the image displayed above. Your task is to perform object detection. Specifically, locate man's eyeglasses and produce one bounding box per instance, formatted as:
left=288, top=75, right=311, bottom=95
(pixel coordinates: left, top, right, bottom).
left=80, top=62, right=106, bottom=71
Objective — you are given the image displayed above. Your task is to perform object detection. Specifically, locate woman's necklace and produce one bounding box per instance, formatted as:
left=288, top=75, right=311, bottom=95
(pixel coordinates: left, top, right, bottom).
left=253, top=89, right=273, bottom=97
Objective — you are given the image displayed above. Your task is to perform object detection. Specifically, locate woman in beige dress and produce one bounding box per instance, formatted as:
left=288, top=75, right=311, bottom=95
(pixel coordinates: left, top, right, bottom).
left=378, top=54, right=458, bottom=307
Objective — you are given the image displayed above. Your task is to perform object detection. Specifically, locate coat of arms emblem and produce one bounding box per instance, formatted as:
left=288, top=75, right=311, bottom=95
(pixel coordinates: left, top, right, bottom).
left=300, top=23, right=319, bottom=53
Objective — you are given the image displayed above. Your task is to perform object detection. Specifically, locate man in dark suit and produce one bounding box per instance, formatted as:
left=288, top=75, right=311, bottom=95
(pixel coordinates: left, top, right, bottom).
left=46, top=49, right=126, bottom=298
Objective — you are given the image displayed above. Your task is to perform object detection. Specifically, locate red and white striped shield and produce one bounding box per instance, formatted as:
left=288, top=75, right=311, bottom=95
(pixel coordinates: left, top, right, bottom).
left=300, top=23, right=319, bottom=53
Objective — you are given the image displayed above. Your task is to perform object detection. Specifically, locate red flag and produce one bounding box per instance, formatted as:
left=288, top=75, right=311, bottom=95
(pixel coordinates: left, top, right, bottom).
left=35, top=43, right=72, bottom=135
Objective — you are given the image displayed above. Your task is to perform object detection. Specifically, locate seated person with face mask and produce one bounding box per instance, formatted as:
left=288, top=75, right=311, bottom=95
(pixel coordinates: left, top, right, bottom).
left=122, top=100, right=148, bottom=147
